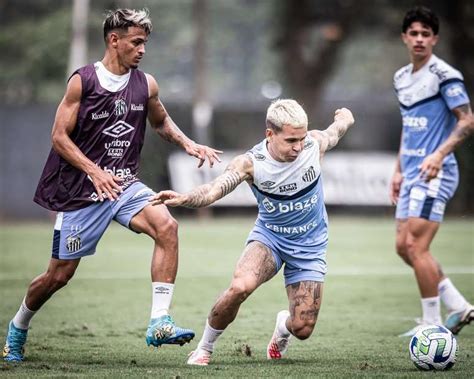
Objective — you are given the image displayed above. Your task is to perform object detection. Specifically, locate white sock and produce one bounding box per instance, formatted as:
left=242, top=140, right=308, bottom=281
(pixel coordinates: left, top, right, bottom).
left=150, top=282, right=174, bottom=319
left=197, top=319, right=224, bottom=353
left=277, top=313, right=291, bottom=338
left=421, top=296, right=442, bottom=325
left=12, top=298, right=36, bottom=330
left=438, top=278, right=468, bottom=313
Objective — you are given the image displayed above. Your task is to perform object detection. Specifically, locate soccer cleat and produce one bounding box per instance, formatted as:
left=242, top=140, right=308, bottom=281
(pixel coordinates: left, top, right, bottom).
left=267, top=310, right=291, bottom=359
left=398, top=318, right=440, bottom=337
left=145, top=315, right=195, bottom=347
left=187, top=348, right=212, bottom=366
left=445, top=303, right=474, bottom=335
left=3, top=321, right=28, bottom=362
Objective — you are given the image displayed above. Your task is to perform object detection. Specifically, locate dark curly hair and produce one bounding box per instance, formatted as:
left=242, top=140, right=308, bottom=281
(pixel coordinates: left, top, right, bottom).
left=402, top=6, right=439, bottom=35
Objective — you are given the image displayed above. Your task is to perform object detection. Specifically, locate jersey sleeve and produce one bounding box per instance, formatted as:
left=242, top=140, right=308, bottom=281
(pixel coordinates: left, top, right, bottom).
left=440, top=79, right=470, bottom=110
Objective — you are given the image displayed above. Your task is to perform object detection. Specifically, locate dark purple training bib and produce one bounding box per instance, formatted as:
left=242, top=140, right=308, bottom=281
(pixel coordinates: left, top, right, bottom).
left=34, top=64, right=149, bottom=211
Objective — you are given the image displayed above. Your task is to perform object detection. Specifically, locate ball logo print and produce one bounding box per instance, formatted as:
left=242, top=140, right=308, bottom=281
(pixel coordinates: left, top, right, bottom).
left=409, top=325, right=457, bottom=371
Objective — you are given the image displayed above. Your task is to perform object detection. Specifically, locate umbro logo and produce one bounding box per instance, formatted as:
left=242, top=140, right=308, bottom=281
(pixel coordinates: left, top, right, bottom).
left=261, top=180, right=276, bottom=189
left=303, top=139, right=314, bottom=150
left=154, top=286, right=170, bottom=294
left=102, top=121, right=135, bottom=138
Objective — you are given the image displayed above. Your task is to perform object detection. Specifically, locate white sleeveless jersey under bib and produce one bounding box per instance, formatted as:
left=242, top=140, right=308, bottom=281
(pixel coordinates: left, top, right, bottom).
left=393, top=54, right=470, bottom=180
left=247, top=135, right=328, bottom=252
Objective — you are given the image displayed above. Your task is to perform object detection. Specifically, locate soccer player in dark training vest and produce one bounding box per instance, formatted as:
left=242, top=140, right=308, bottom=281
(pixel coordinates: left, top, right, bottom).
left=3, top=8, right=222, bottom=362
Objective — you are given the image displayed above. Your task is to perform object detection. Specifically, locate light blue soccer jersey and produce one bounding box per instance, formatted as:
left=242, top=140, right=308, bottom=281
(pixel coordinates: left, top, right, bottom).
left=246, top=136, right=328, bottom=253
left=394, top=54, right=470, bottom=180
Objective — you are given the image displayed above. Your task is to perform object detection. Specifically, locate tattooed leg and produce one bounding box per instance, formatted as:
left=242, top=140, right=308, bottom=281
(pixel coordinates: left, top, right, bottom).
left=208, top=241, right=277, bottom=330
left=286, top=281, right=324, bottom=340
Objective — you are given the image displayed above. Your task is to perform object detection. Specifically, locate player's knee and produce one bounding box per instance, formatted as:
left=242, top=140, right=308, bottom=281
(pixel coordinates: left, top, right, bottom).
left=153, top=215, right=178, bottom=241
left=228, top=280, right=253, bottom=303
left=396, top=240, right=411, bottom=264
left=405, top=238, right=424, bottom=259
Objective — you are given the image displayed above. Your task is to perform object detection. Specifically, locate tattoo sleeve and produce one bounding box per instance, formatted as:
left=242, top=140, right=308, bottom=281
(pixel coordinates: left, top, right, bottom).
left=180, top=155, right=252, bottom=208
left=149, top=94, right=190, bottom=149
left=437, top=104, right=474, bottom=156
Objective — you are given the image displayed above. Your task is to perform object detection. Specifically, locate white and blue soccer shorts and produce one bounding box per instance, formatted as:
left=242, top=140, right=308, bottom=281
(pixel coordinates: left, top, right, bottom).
left=51, top=182, right=155, bottom=260
left=396, top=165, right=459, bottom=223
left=247, top=228, right=327, bottom=286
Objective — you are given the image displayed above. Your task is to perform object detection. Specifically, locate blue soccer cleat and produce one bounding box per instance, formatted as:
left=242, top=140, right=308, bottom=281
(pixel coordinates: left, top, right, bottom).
left=445, top=303, right=474, bottom=335
left=3, top=321, right=28, bottom=362
left=145, top=315, right=194, bottom=347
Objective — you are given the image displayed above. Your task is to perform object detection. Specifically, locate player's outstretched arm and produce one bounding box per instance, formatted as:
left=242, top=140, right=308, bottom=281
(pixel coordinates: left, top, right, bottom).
left=51, top=74, right=123, bottom=201
left=149, top=154, right=253, bottom=208
left=146, top=74, right=222, bottom=168
left=310, top=108, right=355, bottom=155
left=420, top=104, right=474, bottom=181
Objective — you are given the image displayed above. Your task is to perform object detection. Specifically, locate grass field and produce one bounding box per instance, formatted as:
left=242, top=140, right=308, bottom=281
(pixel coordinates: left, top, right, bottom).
left=1, top=216, right=473, bottom=378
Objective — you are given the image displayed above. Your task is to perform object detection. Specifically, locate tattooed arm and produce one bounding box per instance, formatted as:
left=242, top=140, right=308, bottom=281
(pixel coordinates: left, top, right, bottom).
left=149, top=154, right=254, bottom=208
left=420, top=104, right=474, bottom=181
left=309, top=108, right=355, bottom=157
left=146, top=74, right=222, bottom=168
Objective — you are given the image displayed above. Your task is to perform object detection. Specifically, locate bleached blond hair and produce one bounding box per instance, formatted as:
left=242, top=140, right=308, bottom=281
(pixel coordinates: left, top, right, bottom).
left=266, top=99, right=308, bottom=131
left=103, top=8, right=153, bottom=40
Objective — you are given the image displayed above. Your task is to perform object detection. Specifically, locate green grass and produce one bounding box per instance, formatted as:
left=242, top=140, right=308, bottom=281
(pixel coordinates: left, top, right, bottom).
left=0, top=216, right=473, bottom=378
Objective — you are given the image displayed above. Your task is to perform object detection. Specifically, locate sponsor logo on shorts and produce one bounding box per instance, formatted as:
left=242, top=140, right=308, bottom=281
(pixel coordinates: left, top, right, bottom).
left=409, top=199, right=419, bottom=211
left=302, top=166, right=316, bottom=182
left=131, top=103, right=144, bottom=111
left=410, top=187, right=426, bottom=201
left=445, top=85, right=464, bottom=98
left=279, top=183, right=297, bottom=193
left=114, top=98, right=128, bottom=116
left=66, top=235, right=82, bottom=253
left=92, top=110, right=109, bottom=120
left=432, top=201, right=446, bottom=215
left=102, top=121, right=135, bottom=138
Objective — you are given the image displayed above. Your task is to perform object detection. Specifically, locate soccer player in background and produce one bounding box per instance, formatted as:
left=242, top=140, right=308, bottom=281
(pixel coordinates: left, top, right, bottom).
left=3, top=8, right=222, bottom=362
left=390, top=6, right=474, bottom=336
left=150, top=99, right=355, bottom=365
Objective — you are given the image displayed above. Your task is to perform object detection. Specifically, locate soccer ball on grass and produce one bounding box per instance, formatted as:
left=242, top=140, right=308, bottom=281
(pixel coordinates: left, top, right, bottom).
left=409, top=324, right=457, bottom=371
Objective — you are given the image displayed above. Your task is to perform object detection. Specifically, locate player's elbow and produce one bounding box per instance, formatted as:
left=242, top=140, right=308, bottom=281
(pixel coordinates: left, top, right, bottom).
left=467, top=113, right=474, bottom=135
left=51, top=129, right=66, bottom=152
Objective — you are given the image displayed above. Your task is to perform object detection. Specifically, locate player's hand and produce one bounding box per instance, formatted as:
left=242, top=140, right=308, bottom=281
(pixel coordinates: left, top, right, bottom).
left=185, top=142, right=223, bottom=168
left=334, top=108, right=355, bottom=128
left=420, top=151, right=443, bottom=182
left=389, top=171, right=403, bottom=205
left=149, top=190, right=185, bottom=207
left=88, top=167, right=123, bottom=202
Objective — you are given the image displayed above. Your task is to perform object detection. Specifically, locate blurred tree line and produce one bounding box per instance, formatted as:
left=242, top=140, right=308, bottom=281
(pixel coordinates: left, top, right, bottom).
left=0, top=0, right=473, bottom=212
